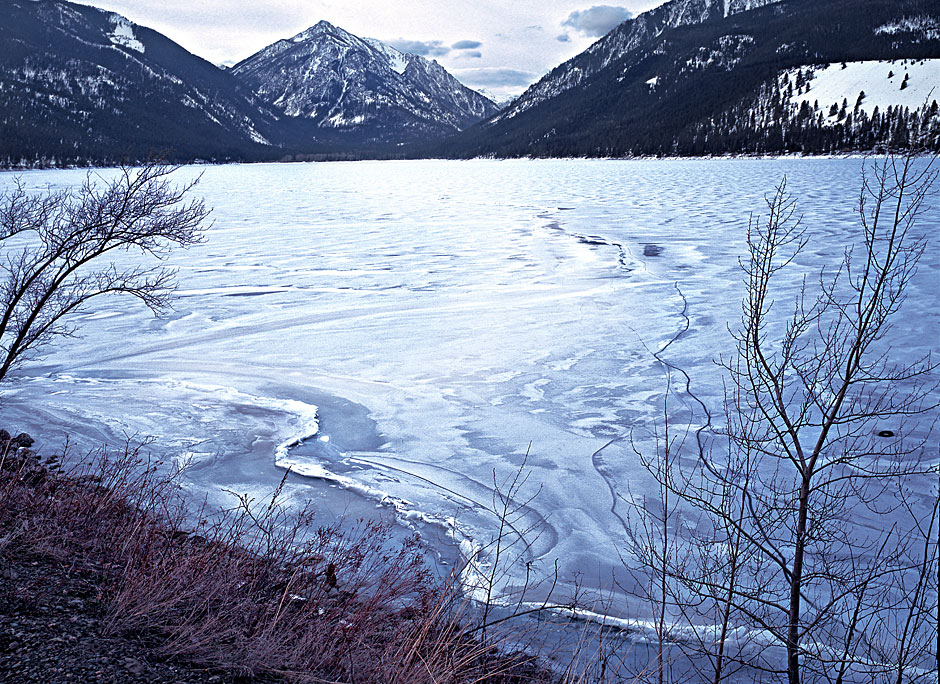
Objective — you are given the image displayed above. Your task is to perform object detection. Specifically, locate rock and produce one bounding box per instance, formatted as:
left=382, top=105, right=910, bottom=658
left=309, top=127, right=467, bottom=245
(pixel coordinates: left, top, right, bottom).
left=325, top=562, right=338, bottom=590
left=12, top=433, right=34, bottom=448
left=123, top=657, right=147, bottom=675
left=0, top=429, right=10, bottom=443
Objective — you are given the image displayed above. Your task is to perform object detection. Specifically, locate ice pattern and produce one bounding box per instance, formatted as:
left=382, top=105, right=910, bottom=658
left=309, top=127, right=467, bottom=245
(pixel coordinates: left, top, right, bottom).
left=2, top=158, right=937, bottom=616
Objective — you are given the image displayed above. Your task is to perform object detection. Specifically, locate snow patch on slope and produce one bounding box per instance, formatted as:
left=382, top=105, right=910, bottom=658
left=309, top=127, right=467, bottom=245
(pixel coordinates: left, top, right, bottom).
left=783, top=59, right=939, bottom=118
left=875, top=15, right=940, bottom=40
left=364, top=38, right=409, bottom=74
left=107, top=14, right=144, bottom=53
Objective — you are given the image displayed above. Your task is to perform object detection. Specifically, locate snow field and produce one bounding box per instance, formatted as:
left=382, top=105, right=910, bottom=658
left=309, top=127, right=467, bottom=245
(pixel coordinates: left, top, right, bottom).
left=782, top=58, right=940, bottom=119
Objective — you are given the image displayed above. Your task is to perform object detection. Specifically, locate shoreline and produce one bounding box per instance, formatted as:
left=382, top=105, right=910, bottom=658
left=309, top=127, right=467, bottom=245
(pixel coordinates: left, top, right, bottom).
left=0, top=148, right=917, bottom=172
left=0, top=372, right=468, bottom=582
left=0, top=437, right=571, bottom=683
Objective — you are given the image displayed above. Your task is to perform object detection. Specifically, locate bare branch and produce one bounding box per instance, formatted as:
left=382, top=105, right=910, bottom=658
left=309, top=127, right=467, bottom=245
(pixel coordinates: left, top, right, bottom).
left=0, top=161, right=209, bottom=381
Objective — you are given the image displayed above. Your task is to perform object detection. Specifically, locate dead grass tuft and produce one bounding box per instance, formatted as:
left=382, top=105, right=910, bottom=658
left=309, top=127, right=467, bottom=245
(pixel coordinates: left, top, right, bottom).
left=0, top=440, right=566, bottom=683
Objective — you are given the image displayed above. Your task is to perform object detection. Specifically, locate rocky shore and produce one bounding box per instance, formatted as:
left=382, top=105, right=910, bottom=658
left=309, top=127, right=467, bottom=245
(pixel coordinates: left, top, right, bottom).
left=0, top=432, right=562, bottom=684
left=0, top=432, right=282, bottom=683
left=1, top=544, right=277, bottom=684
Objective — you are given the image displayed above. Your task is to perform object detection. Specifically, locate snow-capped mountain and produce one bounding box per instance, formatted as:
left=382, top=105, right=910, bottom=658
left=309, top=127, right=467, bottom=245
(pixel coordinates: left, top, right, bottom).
left=4, top=0, right=937, bottom=164
left=231, top=21, right=498, bottom=140
left=451, top=0, right=940, bottom=157
left=0, top=0, right=282, bottom=165
left=500, top=0, right=781, bottom=121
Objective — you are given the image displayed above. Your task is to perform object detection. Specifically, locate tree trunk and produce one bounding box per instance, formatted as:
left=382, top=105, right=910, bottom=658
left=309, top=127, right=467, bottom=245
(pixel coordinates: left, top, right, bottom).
left=787, top=479, right=810, bottom=684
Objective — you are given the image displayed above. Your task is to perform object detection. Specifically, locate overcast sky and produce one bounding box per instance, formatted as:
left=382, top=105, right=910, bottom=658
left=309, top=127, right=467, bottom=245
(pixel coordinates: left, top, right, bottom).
left=77, top=0, right=665, bottom=100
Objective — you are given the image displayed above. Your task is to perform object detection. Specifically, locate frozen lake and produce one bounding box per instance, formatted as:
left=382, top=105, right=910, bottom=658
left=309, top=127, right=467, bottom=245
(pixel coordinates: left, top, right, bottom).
left=2, top=158, right=938, bottom=615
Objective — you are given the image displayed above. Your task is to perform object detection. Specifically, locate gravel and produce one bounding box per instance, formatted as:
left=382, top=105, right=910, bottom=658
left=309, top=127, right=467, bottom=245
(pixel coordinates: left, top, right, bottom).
left=0, top=549, right=281, bottom=684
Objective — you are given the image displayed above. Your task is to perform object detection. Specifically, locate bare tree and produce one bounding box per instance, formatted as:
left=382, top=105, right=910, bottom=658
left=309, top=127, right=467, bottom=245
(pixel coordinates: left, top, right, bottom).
left=0, top=163, right=209, bottom=381
left=725, top=151, right=937, bottom=683
left=627, top=151, right=938, bottom=683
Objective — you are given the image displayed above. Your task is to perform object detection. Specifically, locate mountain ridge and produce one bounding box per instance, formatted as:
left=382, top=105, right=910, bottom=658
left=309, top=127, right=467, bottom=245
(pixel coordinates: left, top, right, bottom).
left=230, top=20, right=498, bottom=143
left=446, top=0, right=940, bottom=158
left=2, top=0, right=938, bottom=165
left=0, top=4, right=497, bottom=165
left=0, top=0, right=288, bottom=165
left=500, top=0, right=781, bottom=122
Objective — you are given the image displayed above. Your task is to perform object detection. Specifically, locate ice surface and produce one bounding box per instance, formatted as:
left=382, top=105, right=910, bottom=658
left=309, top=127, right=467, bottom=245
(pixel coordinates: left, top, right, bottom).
left=1, top=159, right=937, bottom=617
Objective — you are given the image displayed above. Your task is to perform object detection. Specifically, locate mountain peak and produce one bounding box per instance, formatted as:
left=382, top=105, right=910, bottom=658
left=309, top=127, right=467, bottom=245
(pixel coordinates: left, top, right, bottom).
left=291, top=20, right=355, bottom=44
left=231, top=21, right=497, bottom=138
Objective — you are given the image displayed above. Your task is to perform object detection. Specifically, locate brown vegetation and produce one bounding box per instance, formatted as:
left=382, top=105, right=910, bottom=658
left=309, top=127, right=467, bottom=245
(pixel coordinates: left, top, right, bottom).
left=0, top=439, right=566, bottom=683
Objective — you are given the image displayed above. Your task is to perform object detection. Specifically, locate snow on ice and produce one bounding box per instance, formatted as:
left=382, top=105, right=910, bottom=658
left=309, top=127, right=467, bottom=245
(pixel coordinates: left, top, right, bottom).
left=1, top=159, right=937, bottom=619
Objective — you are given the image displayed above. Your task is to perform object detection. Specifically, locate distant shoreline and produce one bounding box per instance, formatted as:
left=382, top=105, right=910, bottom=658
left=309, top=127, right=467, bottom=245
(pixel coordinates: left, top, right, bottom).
left=0, top=149, right=907, bottom=172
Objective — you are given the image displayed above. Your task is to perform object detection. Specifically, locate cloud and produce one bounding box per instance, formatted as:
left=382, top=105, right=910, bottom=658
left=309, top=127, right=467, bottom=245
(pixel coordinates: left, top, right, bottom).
left=462, top=51, right=483, bottom=59
left=451, top=39, right=482, bottom=50
left=453, top=67, right=537, bottom=89
left=388, top=39, right=450, bottom=57
left=562, top=6, right=633, bottom=37
left=556, top=34, right=571, bottom=42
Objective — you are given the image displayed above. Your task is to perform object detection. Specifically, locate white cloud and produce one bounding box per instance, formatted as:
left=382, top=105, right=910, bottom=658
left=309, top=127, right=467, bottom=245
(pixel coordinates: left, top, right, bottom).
left=562, top=5, right=634, bottom=37
left=452, top=66, right=541, bottom=101
left=454, top=67, right=537, bottom=88
left=388, top=38, right=451, bottom=57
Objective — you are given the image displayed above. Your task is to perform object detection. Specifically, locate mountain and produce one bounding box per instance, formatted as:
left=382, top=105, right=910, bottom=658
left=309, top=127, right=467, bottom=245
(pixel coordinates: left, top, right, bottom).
left=4, top=0, right=937, bottom=164
left=0, top=0, right=284, bottom=166
left=231, top=21, right=498, bottom=148
left=504, top=0, right=781, bottom=121
left=448, top=0, right=940, bottom=157
left=0, top=5, right=495, bottom=165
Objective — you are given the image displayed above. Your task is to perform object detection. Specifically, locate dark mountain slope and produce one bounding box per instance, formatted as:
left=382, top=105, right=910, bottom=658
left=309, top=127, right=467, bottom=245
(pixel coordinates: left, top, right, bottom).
left=0, top=0, right=286, bottom=165
left=446, top=0, right=940, bottom=157
left=507, top=0, right=781, bottom=120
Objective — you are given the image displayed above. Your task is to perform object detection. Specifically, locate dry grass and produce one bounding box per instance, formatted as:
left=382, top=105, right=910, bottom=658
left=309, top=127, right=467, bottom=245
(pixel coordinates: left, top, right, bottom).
left=0, top=439, right=571, bottom=683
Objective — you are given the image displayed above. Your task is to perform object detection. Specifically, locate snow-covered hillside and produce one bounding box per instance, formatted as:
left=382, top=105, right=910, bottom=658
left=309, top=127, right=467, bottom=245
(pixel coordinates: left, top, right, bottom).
left=231, top=21, right=497, bottom=135
left=782, top=59, right=940, bottom=119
